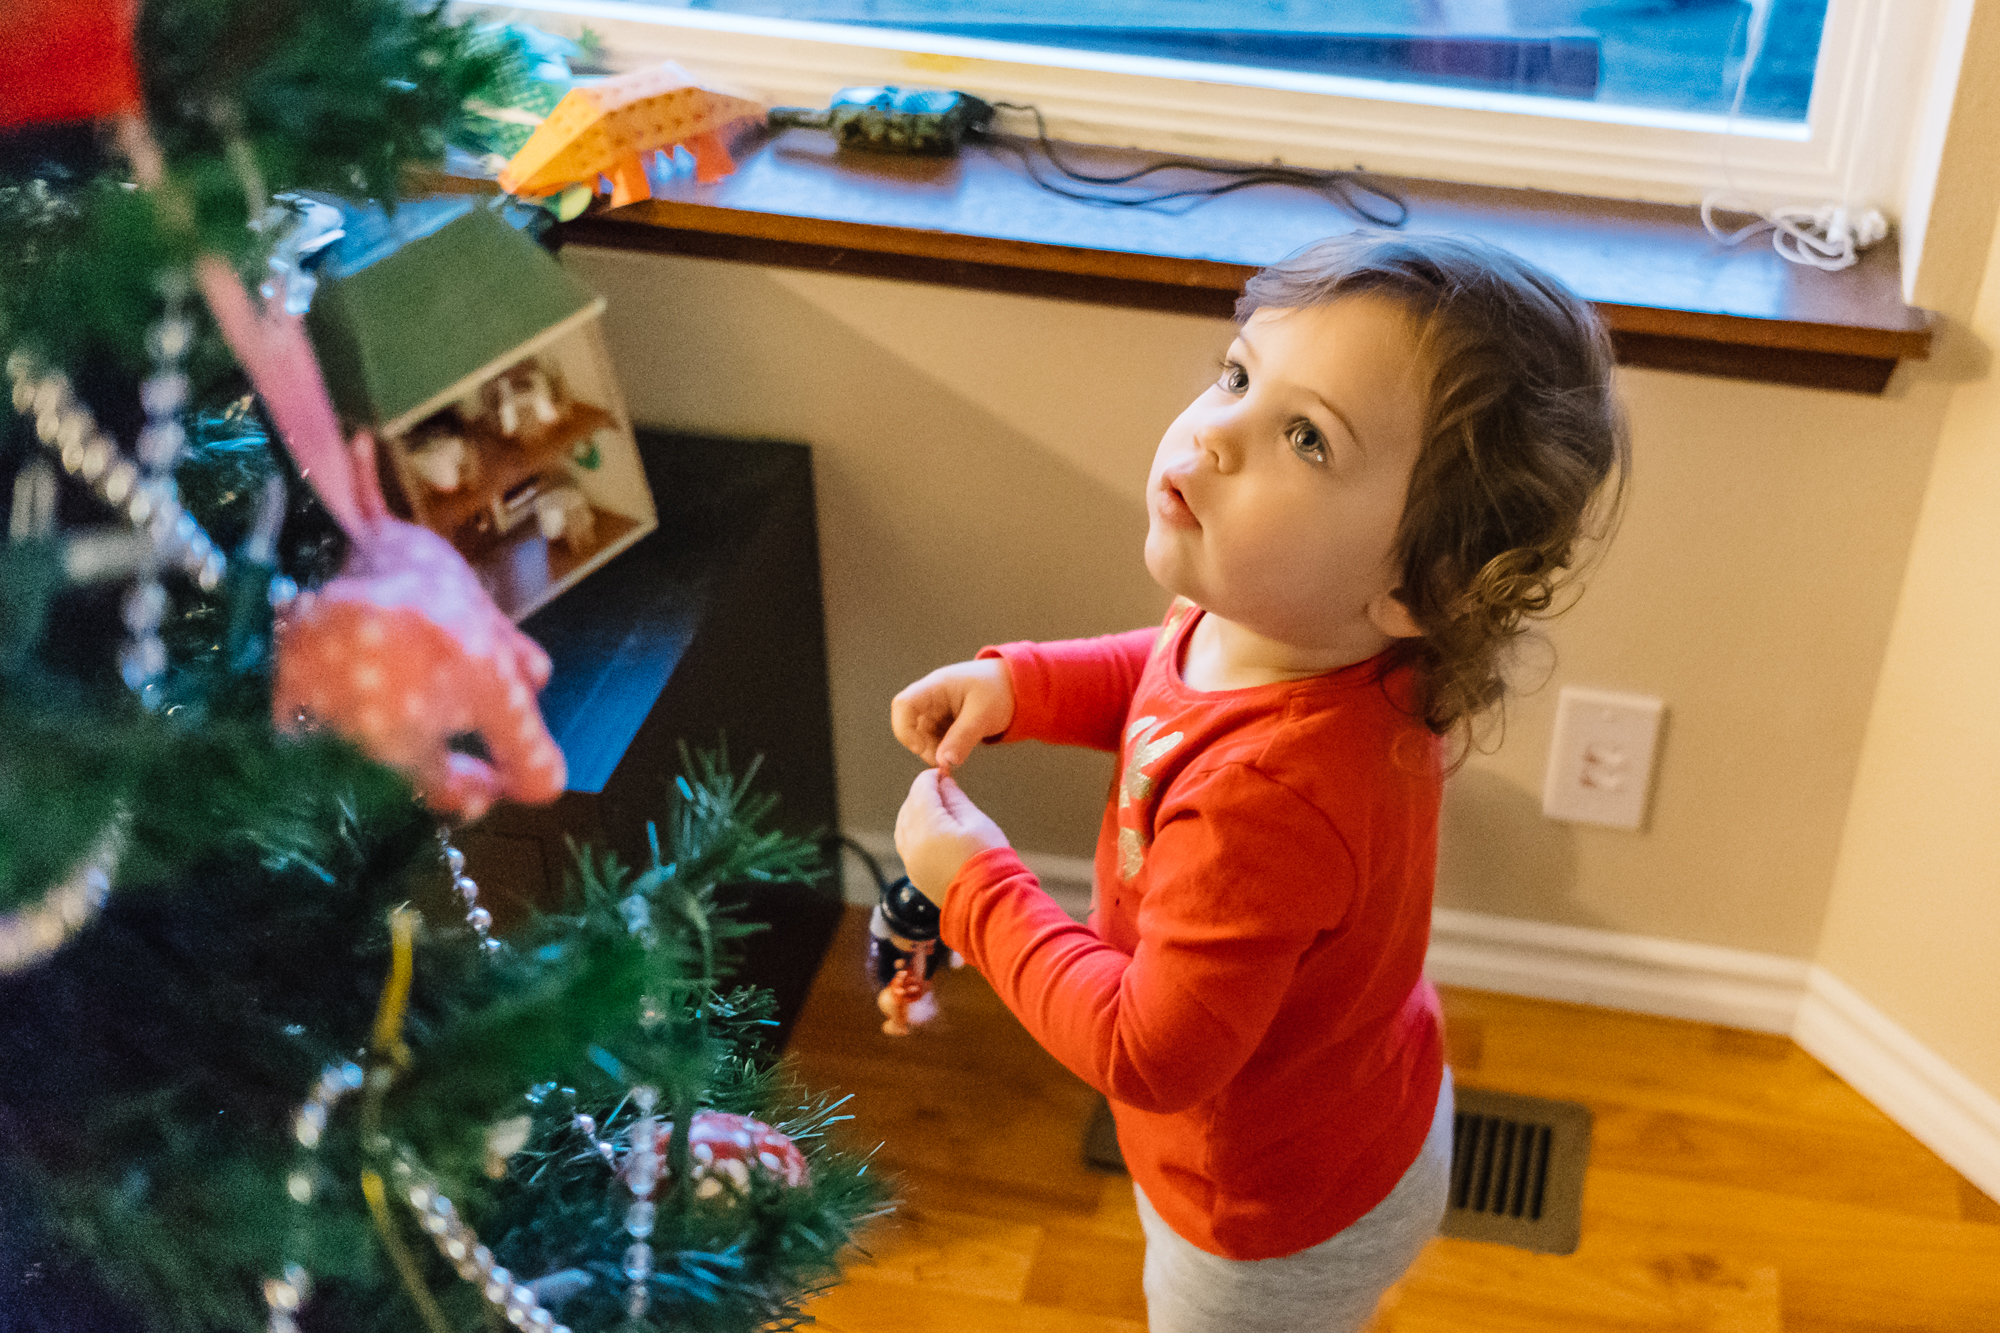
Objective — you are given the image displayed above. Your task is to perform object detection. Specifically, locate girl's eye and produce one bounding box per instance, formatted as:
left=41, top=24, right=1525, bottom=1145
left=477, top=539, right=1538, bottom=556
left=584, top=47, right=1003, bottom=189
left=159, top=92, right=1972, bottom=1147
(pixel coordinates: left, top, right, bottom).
left=1218, top=361, right=1249, bottom=394
left=1289, top=422, right=1328, bottom=464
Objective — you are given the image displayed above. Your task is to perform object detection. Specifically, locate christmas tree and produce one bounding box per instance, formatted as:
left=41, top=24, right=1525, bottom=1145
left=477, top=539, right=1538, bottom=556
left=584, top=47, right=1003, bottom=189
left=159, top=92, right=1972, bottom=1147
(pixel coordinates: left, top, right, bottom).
left=0, top=4, right=885, bottom=1331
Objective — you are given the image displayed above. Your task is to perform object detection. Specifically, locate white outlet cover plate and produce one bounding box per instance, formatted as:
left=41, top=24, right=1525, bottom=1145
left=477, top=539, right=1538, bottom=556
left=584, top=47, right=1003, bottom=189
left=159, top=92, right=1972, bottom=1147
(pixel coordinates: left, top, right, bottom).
left=1542, top=686, right=1665, bottom=831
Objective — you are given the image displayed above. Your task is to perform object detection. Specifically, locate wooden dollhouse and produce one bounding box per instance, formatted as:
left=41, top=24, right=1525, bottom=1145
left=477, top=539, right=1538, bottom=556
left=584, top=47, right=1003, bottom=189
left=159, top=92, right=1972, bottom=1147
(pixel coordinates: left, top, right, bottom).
left=305, top=197, right=656, bottom=619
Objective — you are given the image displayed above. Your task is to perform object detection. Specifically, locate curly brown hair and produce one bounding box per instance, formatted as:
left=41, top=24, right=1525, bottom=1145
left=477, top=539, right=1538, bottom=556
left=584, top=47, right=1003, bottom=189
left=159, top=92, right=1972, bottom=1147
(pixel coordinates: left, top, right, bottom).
left=1239, top=232, right=1629, bottom=749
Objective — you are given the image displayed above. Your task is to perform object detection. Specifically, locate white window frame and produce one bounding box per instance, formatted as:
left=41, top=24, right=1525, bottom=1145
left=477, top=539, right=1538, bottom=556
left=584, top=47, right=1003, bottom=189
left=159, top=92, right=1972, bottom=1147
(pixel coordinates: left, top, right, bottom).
left=461, top=0, right=1968, bottom=234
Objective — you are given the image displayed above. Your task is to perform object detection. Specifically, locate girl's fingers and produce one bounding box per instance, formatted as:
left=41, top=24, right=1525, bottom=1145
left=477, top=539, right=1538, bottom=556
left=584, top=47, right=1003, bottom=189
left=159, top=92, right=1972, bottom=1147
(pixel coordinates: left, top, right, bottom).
left=896, top=767, right=1008, bottom=905
left=898, top=766, right=942, bottom=830
left=935, top=719, right=973, bottom=772
left=935, top=694, right=1002, bottom=771
left=894, top=768, right=941, bottom=861
left=937, top=774, right=1004, bottom=846
left=890, top=690, right=948, bottom=763
left=936, top=771, right=967, bottom=819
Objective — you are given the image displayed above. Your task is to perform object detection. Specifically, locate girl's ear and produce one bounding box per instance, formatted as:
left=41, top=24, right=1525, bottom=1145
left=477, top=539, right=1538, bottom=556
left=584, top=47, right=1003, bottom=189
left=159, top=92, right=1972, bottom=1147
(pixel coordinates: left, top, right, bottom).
left=1368, top=591, right=1424, bottom=640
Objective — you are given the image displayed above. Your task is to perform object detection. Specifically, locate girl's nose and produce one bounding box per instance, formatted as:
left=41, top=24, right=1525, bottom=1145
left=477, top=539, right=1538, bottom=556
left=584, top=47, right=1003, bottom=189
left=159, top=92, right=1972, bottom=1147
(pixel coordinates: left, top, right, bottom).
left=1195, top=412, right=1246, bottom=473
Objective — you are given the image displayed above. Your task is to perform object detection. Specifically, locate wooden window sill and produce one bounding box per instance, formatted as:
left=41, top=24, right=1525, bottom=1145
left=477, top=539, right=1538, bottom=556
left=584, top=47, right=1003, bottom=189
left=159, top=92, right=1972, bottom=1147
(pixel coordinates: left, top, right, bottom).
left=523, top=127, right=1933, bottom=395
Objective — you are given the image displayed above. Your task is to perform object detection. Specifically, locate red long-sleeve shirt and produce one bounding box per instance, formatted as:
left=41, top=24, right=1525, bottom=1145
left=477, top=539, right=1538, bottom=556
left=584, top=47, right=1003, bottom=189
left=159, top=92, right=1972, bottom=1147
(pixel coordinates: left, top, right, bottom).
left=939, top=600, right=1445, bottom=1259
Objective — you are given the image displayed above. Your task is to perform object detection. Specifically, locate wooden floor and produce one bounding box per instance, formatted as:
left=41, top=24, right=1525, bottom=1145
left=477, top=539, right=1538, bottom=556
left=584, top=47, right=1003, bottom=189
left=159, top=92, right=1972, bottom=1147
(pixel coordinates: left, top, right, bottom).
left=782, top=908, right=2000, bottom=1333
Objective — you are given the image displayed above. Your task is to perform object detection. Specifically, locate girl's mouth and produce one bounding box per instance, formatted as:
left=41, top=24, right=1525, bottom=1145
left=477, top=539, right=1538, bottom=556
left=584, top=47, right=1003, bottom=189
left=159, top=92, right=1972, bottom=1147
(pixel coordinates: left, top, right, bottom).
left=1156, top=478, right=1198, bottom=528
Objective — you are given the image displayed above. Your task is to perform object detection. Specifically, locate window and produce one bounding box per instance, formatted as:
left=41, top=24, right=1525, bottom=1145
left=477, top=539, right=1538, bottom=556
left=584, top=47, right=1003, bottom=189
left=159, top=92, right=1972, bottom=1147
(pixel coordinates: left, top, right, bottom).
left=478, top=0, right=1958, bottom=219
left=674, top=0, right=1829, bottom=124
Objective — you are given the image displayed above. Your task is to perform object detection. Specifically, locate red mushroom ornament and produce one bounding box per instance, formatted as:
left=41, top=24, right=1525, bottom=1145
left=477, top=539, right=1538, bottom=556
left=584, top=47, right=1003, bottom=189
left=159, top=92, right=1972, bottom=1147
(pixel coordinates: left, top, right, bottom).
left=630, top=1112, right=809, bottom=1206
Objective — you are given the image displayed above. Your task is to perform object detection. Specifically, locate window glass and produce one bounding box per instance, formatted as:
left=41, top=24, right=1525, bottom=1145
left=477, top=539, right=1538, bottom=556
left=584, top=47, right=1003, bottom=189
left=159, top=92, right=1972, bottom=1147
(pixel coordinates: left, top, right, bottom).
left=668, top=0, right=1829, bottom=122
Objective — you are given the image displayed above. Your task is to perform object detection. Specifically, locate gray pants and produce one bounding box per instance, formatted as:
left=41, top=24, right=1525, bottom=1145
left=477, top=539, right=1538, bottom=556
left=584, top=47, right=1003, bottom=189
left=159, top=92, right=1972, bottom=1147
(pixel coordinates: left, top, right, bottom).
left=1134, top=1071, right=1453, bottom=1333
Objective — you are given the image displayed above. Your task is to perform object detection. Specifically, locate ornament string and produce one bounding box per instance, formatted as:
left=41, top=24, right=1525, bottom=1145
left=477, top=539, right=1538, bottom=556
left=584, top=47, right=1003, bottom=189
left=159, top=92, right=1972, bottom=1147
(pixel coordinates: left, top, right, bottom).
left=358, top=906, right=455, bottom=1333
left=193, top=255, right=369, bottom=538
left=369, top=905, right=419, bottom=1068
left=354, top=906, right=576, bottom=1333
left=360, top=1168, right=457, bottom=1333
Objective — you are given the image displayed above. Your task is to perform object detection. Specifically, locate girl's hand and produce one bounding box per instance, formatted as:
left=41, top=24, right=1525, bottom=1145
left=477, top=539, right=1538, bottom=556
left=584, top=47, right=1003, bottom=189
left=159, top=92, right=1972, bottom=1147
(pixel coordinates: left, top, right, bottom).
left=895, top=769, right=1010, bottom=908
left=891, top=659, right=1016, bottom=770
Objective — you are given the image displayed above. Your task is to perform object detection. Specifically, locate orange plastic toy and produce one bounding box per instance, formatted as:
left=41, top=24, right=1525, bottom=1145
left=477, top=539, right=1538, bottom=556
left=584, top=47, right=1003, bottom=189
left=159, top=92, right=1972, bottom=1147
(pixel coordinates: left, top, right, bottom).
left=877, top=946, right=938, bottom=1037
left=497, top=61, right=764, bottom=208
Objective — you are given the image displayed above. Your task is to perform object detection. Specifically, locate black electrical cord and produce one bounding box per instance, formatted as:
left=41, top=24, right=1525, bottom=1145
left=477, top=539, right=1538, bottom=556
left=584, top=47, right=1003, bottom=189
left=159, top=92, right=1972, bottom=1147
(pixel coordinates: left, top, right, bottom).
left=822, top=832, right=896, bottom=898
left=824, top=831, right=946, bottom=941
left=980, top=101, right=1409, bottom=227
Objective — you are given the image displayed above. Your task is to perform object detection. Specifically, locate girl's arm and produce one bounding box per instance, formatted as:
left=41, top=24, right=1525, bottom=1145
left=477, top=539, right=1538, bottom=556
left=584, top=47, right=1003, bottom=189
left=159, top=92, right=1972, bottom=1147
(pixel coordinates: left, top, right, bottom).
left=891, top=627, right=1154, bottom=768
left=978, top=626, right=1157, bottom=753
left=938, top=766, right=1349, bottom=1113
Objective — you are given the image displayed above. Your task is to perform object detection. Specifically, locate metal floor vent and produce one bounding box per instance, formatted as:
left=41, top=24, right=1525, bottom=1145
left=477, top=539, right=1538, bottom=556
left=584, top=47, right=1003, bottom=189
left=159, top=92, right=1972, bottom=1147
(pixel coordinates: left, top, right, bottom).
left=1079, top=1086, right=1591, bottom=1256
left=1441, top=1086, right=1592, bottom=1255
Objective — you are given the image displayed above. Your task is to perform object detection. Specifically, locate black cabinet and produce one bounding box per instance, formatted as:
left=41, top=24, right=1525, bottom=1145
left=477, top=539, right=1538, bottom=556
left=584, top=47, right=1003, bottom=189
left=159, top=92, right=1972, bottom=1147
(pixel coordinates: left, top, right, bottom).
left=459, top=429, right=845, bottom=1051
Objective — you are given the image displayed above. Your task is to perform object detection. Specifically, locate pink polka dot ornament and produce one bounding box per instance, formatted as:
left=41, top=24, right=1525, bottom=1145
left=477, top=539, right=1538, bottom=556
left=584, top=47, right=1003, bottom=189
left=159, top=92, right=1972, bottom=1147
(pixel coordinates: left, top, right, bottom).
left=198, top=256, right=566, bottom=821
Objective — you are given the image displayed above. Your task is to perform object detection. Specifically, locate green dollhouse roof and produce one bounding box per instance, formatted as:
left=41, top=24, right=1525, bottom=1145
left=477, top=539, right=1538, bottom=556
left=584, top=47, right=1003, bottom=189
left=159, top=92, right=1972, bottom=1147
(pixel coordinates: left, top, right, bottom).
left=306, top=198, right=604, bottom=435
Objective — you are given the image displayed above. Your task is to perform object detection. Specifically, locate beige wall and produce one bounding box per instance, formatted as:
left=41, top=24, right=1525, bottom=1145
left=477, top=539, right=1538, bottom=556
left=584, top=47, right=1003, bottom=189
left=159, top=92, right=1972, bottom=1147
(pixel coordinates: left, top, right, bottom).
left=570, top=252, right=1196, bottom=855
left=1818, top=210, right=2000, bottom=1096
left=1438, top=364, right=1946, bottom=956
left=566, top=245, right=1949, bottom=962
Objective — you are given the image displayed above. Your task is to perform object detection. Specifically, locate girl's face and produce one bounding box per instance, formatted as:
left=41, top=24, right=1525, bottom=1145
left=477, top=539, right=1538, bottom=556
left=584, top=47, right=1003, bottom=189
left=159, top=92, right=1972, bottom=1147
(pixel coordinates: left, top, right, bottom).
left=1144, top=296, right=1428, bottom=665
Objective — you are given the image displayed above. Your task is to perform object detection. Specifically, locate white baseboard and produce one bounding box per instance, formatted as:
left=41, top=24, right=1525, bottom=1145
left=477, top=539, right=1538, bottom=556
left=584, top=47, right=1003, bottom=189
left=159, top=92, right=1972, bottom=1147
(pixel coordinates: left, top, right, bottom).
left=1793, top=966, right=2000, bottom=1205
left=835, top=832, right=2000, bottom=1202
left=1425, top=907, right=2000, bottom=1204
left=1426, top=908, right=1812, bottom=1035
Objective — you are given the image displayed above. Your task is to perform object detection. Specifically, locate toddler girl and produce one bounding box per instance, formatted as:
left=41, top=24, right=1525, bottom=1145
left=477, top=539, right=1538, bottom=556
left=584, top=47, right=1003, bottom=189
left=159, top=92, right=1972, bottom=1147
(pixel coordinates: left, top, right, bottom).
left=890, top=232, right=1627, bottom=1333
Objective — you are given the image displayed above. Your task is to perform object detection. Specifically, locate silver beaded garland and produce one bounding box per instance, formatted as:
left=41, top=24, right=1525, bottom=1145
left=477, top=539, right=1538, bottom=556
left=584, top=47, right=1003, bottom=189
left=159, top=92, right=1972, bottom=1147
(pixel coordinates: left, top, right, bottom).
left=619, top=1084, right=662, bottom=1321
left=124, top=279, right=195, bottom=703
left=391, top=1158, right=573, bottom=1333
left=266, top=1060, right=364, bottom=1333
left=5, top=351, right=225, bottom=589
left=5, top=343, right=231, bottom=707
left=10, top=457, right=57, bottom=541
left=439, top=828, right=500, bottom=952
